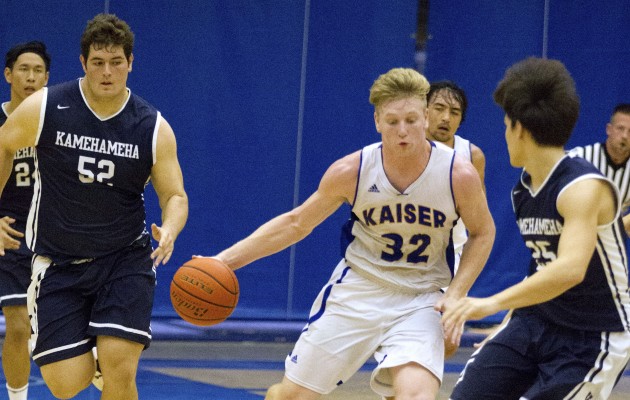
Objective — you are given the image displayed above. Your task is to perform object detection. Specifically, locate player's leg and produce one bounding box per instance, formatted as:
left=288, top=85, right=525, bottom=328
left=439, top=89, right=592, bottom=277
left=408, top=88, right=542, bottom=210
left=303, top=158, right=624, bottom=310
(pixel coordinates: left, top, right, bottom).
left=87, top=234, right=154, bottom=398
left=370, top=291, right=444, bottom=399
left=264, top=377, right=321, bottom=400
left=2, top=305, right=31, bottom=399
left=389, top=362, right=440, bottom=400
left=0, top=249, right=33, bottom=400
left=96, top=335, right=144, bottom=400
left=39, top=352, right=95, bottom=398
left=29, top=256, right=99, bottom=398
left=524, top=329, right=630, bottom=399
left=273, top=262, right=384, bottom=397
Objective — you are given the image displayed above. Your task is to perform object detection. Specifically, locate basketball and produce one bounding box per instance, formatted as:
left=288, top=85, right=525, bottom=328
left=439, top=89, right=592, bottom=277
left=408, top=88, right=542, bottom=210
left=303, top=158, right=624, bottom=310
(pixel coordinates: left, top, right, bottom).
left=170, top=257, right=239, bottom=326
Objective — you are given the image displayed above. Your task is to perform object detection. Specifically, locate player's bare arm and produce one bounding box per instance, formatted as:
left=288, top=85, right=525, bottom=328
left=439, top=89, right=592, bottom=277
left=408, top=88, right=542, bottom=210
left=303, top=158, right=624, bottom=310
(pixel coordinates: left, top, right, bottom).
left=436, top=155, right=495, bottom=344
left=470, top=144, right=486, bottom=191
left=623, top=213, right=630, bottom=235
left=149, top=116, right=188, bottom=266
left=443, top=156, right=494, bottom=301
left=441, top=178, right=614, bottom=333
left=0, top=90, right=42, bottom=193
left=0, top=90, right=43, bottom=254
left=215, top=151, right=360, bottom=270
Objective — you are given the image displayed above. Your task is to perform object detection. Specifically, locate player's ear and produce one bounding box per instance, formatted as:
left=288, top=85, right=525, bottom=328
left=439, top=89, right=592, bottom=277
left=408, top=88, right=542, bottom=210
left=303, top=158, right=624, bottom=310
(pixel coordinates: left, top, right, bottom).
left=128, top=53, right=133, bottom=73
left=374, top=111, right=381, bottom=133
left=4, top=67, right=12, bottom=84
left=79, top=55, right=87, bottom=74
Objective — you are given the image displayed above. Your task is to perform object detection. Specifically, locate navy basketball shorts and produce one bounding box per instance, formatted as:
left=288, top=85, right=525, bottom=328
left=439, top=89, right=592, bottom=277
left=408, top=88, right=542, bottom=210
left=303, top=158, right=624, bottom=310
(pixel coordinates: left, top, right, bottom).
left=28, top=235, right=156, bottom=367
left=0, top=242, right=33, bottom=308
left=450, top=311, right=630, bottom=400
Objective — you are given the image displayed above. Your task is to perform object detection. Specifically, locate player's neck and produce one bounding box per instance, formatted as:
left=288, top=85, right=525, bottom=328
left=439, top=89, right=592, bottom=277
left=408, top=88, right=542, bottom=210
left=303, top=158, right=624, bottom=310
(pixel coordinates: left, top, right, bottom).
left=81, top=79, right=130, bottom=118
left=382, top=141, right=431, bottom=192
left=5, top=94, right=25, bottom=115
left=524, top=147, right=566, bottom=190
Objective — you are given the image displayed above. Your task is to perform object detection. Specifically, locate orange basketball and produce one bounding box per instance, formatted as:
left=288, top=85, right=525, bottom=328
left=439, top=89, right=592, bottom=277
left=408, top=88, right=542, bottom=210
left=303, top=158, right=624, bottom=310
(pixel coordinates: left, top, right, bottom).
left=170, top=257, right=239, bottom=326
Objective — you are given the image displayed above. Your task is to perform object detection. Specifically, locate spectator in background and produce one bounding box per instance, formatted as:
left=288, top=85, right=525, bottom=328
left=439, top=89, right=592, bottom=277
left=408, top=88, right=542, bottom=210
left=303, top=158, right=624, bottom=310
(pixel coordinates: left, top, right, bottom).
left=0, top=40, right=50, bottom=400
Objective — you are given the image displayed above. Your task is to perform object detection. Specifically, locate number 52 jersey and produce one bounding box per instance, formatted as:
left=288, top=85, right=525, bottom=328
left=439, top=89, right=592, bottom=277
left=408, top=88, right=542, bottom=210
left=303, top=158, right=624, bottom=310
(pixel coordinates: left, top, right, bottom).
left=28, top=79, right=159, bottom=263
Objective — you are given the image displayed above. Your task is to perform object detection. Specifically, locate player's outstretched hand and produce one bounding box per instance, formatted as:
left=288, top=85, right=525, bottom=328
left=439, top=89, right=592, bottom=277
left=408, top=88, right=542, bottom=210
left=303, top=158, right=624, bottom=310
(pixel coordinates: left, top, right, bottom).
left=150, top=223, right=175, bottom=267
left=0, top=216, right=24, bottom=255
left=440, top=297, right=500, bottom=347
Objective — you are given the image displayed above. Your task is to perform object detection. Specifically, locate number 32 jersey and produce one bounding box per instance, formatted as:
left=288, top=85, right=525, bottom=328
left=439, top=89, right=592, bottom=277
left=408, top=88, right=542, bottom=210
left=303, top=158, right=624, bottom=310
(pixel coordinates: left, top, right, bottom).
left=28, top=79, right=159, bottom=263
left=341, top=141, right=458, bottom=294
left=0, top=104, right=35, bottom=232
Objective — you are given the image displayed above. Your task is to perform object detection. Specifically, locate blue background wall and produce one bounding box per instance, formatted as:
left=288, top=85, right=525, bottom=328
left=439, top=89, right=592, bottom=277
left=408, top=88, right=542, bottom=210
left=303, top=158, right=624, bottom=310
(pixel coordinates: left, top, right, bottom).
left=1, top=1, right=629, bottom=323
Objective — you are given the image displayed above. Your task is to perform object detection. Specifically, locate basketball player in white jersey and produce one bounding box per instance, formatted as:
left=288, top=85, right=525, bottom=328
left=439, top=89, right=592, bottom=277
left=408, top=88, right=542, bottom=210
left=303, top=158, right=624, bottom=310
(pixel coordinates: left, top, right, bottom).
left=427, top=81, right=487, bottom=359
left=205, top=68, right=495, bottom=399
left=568, top=103, right=630, bottom=233
left=427, top=81, right=486, bottom=272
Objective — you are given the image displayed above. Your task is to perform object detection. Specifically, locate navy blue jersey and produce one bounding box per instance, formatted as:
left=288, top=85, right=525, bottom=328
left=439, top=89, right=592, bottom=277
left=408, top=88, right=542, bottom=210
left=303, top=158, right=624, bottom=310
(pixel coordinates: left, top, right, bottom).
left=27, top=80, right=159, bottom=263
left=0, top=104, right=35, bottom=231
left=512, top=155, right=630, bottom=332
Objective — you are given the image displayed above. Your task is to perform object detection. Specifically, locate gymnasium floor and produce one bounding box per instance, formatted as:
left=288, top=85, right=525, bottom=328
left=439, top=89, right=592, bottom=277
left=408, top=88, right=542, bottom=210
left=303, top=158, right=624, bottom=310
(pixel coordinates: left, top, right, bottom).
left=0, top=319, right=629, bottom=399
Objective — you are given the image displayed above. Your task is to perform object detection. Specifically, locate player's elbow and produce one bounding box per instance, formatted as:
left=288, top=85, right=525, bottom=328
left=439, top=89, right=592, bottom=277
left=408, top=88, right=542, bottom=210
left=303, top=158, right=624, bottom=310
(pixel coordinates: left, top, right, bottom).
left=285, top=211, right=314, bottom=240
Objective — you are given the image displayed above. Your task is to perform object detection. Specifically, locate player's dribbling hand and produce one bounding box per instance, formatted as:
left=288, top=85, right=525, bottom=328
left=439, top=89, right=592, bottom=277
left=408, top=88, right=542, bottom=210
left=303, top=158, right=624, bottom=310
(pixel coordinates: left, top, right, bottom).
left=0, top=216, right=23, bottom=255
left=150, top=223, right=175, bottom=267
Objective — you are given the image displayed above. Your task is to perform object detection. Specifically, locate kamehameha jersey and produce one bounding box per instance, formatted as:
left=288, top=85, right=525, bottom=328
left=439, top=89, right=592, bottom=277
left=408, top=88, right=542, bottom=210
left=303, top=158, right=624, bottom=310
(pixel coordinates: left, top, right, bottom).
left=512, top=155, right=630, bottom=332
left=0, top=103, right=36, bottom=232
left=27, top=80, right=159, bottom=263
left=451, top=135, right=472, bottom=258
left=341, top=141, right=458, bottom=293
left=568, top=143, right=630, bottom=212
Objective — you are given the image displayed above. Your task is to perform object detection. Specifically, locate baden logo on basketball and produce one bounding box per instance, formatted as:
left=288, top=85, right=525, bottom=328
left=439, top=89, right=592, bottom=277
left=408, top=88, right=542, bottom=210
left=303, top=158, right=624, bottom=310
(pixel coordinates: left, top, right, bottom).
left=170, top=289, right=209, bottom=318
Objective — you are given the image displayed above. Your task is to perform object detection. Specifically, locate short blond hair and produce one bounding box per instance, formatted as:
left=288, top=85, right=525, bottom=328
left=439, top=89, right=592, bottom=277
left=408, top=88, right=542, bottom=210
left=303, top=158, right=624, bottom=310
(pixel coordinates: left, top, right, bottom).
left=369, top=68, right=430, bottom=110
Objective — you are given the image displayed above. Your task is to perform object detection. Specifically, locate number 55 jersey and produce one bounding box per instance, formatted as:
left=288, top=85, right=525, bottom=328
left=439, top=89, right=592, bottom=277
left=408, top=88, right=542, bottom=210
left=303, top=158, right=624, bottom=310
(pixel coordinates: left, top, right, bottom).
left=28, top=79, right=159, bottom=263
left=512, top=155, right=630, bottom=332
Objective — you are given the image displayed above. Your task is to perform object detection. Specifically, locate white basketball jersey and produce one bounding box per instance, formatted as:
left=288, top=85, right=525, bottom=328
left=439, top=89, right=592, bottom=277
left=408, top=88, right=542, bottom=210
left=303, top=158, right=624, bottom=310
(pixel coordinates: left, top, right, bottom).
left=452, top=135, right=472, bottom=258
left=342, top=141, right=458, bottom=293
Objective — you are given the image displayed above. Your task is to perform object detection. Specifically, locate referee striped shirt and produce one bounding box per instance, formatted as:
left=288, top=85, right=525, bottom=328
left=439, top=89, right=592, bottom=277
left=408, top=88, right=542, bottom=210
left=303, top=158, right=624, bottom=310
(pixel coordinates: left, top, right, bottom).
left=568, top=142, right=630, bottom=211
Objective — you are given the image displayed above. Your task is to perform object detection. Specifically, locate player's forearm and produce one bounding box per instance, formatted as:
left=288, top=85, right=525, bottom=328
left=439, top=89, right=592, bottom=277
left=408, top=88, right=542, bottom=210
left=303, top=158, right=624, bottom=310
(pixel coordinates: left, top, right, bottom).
left=623, top=214, right=630, bottom=235
left=217, top=213, right=311, bottom=270
left=160, top=193, right=189, bottom=239
left=447, top=228, right=495, bottom=298
left=491, top=260, right=582, bottom=310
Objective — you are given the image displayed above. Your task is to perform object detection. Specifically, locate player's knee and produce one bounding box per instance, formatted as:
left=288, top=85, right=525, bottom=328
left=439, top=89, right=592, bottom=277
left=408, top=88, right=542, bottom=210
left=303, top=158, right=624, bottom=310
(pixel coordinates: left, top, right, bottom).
left=45, top=379, right=88, bottom=399
left=264, top=382, right=308, bottom=400
left=264, top=383, right=283, bottom=399
left=3, top=306, right=30, bottom=341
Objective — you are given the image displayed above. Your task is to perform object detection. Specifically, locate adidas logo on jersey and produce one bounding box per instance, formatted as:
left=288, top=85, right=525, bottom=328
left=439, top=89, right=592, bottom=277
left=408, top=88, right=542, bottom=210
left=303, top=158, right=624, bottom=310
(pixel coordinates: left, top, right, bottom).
left=290, top=354, right=298, bottom=364
left=368, top=184, right=380, bottom=193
